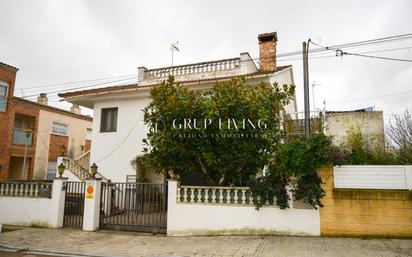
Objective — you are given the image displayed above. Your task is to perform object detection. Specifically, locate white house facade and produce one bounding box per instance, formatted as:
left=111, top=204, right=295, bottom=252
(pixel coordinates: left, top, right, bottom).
left=59, top=32, right=297, bottom=183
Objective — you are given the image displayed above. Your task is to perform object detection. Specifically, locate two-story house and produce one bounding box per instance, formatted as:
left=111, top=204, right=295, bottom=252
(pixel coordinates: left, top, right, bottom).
left=0, top=62, right=93, bottom=180
left=59, top=32, right=298, bottom=183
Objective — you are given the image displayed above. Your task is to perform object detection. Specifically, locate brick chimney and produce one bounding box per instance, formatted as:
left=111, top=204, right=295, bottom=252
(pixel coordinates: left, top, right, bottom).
left=37, top=93, right=48, bottom=105
left=70, top=104, right=81, bottom=115
left=258, top=32, right=277, bottom=72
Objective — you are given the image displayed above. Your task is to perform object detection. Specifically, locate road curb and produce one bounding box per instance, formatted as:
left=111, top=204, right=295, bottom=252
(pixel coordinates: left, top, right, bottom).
left=0, top=242, right=128, bottom=257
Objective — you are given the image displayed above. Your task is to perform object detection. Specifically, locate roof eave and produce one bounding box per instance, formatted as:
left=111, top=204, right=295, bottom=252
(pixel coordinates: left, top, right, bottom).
left=60, top=66, right=293, bottom=107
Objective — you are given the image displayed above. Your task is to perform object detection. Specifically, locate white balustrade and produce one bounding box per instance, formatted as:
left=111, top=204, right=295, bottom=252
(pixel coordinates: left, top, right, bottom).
left=177, top=185, right=255, bottom=206
left=146, top=57, right=240, bottom=79
left=0, top=181, right=53, bottom=198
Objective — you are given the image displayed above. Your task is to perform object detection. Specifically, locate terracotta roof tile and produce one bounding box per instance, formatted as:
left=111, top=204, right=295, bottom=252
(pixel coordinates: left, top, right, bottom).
left=14, top=97, right=93, bottom=121
left=0, top=62, right=19, bottom=71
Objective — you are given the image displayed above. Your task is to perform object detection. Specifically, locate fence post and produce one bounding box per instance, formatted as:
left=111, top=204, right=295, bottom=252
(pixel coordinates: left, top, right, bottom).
left=49, top=177, right=67, bottom=228
left=82, top=178, right=102, bottom=231
left=167, top=180, right=177, bottom=236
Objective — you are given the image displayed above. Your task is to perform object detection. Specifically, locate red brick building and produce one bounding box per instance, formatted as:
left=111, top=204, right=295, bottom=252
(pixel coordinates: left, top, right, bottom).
left=0, top=62, right=92, bottom=180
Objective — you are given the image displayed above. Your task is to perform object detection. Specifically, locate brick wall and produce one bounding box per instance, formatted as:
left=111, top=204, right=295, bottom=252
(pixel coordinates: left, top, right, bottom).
left=258, top=32, right=277, bottom=71
left=0, top=64, right=17, bottom=179
left=319, top=167, right=412, bottom=238
left=0, top=64, right=39, bottom=180
left=48, top=134, right=69, bottom=161
left=84, top=139, right=91, bottom=152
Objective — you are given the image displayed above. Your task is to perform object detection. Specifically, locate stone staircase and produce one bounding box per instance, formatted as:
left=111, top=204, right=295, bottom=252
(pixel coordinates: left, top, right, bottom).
left=60, top=151, right=109, bottom=182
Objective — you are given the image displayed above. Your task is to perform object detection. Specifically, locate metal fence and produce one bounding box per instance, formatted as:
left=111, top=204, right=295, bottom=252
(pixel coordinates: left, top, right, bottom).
left=100, top=182, right=167, bottom=233
left=63, top=181, right=86, bottom=228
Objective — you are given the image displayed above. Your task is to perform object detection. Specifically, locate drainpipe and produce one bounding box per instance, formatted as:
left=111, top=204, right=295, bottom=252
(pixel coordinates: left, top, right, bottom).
left=22, top=129, right=31, bottom=179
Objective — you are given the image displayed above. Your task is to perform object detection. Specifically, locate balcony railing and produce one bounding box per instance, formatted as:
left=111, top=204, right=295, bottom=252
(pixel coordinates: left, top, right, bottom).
left=12, top=128, right=33, bottom=145
left=146, top=58, right=241, bottom=79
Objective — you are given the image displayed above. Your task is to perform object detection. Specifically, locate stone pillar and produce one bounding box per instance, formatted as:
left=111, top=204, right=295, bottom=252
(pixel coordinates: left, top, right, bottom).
left=82, top=179, right=102, bottom=231
left=166, top=180, right=177, bottom=236
left=49, top=177, right=67, bottom=228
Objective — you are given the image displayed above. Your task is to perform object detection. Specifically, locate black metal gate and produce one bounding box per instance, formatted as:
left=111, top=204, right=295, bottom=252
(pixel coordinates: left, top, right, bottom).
left=63, top=181, right=86, bottom=228
left=100, top=182, right=167, bottom=233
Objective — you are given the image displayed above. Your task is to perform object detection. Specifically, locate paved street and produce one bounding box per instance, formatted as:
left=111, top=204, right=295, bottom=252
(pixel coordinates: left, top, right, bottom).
left=0, top=227, right=411, bottom=257
left=0, top=253, right=61, bottom=257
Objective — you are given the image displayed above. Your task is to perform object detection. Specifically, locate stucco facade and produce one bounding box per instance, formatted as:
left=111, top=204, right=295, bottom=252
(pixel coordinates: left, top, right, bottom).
left=87, top=71, right=296, bottom=183
left=33, top=109, right=92, bottom=180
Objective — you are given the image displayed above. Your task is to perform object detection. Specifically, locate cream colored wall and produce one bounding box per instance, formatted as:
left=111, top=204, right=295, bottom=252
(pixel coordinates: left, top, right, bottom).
left=324, top=111, right=384, bottom=147
left=33, top=109, right=92, bottom=180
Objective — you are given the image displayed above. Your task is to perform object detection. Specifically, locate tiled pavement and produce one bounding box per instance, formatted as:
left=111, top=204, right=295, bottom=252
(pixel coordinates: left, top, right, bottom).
left=0, top=227, right=411, bottom=257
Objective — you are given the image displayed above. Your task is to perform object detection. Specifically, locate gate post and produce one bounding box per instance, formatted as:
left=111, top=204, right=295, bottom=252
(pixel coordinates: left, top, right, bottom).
left=82, top=178, right=102, bottom=231
left=49, top=177, right=68, bottom=228
left=166, top=180, right=177, bottom=236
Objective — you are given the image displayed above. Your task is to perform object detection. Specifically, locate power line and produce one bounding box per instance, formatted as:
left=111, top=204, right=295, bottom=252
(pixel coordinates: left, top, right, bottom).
left=15, top=74, right=137, bottom=96
left=95, top=112, right=143, bottom=164
left=277, top=46, right=412, bottom=62
left=14, top=33, right=412, bottom=93
left=16, top=73, right=136, bottom=90
left=343, top=52, right=412, bottom=63
left=328, top=88, right=412, bottom=105
left=277, top=33, right=412, bottom=58
left=310, top=41, right=412, bottom=63
left=8, top=33, right=412, bottom=100
left=19, top=76, right=138, bottom=99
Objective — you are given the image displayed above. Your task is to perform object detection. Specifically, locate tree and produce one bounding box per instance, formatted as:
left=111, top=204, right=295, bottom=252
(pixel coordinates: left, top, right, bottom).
left=387, top=108, right=412, bottom=164
left=141, top=76, right=295, bottom=186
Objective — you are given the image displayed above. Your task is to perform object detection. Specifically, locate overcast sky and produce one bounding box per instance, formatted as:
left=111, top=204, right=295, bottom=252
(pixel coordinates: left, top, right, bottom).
left=1, top=0, right=411, bottom=123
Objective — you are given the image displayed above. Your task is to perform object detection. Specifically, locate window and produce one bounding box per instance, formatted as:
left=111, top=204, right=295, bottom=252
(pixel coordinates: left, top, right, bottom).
left=0, top=80, right=9, bottom=112
left=47, top=161, right=57, bottom=180
left=86, top=128, right=92, bottom=140
left=52, top=122, right=68, bottom=136
left=100, top=107, right=118, bottom=132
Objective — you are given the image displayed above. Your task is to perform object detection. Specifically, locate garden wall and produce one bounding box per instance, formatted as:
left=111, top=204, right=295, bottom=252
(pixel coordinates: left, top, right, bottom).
left=0, top=179, right=66, bottom=228
left=167, top=181, right=320, bottom=236
left=319, top=167, right=412, bottom=238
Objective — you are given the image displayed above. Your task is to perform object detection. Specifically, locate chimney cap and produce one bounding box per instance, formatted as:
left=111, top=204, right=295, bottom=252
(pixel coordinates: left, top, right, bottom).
left=258, top=32, right=278, bottom=43
left=39, top=93, right=47, bottom=98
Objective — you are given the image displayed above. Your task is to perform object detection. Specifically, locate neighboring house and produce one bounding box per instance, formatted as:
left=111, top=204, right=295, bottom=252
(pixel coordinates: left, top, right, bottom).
left=0, top=62, right=93, bottom=181
left=324, top=108, right=385, bottom=147
left=59, top=32, right=298, bottom=183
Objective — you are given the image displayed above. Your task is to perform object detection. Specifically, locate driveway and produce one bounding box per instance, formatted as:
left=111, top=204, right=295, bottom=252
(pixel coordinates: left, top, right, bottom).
left=0, top=227, right=411, bottom=257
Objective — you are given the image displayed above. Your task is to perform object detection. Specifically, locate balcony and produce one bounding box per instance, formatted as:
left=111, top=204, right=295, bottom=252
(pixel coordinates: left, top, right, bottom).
left=12, top=128, right=33, bottom=145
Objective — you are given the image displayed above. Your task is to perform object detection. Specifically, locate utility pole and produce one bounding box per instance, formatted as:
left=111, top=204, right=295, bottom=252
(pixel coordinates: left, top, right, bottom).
left=303, top=41, right=310, bottom=140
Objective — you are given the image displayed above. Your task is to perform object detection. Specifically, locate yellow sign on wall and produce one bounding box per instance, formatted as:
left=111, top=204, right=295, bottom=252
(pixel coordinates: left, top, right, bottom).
left=85, top=184, right=94, bottom=199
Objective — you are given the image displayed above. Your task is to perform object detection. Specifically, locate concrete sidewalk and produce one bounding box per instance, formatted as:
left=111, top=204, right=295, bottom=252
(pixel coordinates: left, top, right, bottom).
left=0, top=227, right=411, bottom=257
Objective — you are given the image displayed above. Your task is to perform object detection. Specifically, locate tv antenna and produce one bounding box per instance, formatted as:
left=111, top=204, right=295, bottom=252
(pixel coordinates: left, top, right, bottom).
left=170, top=41, right=180, bottom=66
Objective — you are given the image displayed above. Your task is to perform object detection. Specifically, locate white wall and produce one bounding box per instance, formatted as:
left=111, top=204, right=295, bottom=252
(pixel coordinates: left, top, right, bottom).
left=91, top=97, right=150, bottom=182
left=0, top=197, right=53, bottom=227
left=269, top=67, right=297, bottom=116
left=0, top=179, right=66, bottom=228
left=167, top=181, right=320, bottom=236
left=89, top=68, right=296, bottom=183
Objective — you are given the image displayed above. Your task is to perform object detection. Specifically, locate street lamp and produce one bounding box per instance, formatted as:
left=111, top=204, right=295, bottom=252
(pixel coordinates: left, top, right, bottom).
left=57, top=163, right=65, bottom=178
left=59, top=145, right=66, bottom=156
left=90, top=163, right=98, bottom=178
